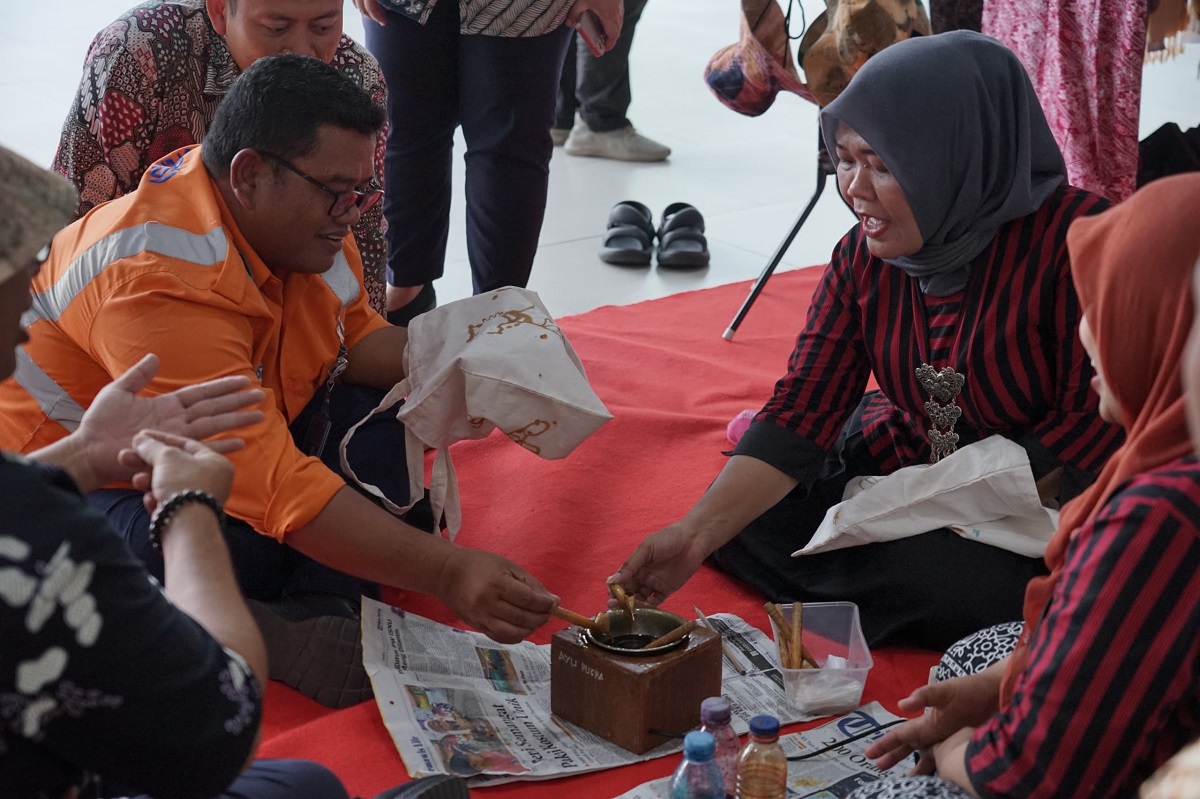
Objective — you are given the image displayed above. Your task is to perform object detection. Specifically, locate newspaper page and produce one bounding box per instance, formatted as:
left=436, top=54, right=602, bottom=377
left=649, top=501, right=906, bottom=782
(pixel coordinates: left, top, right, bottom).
left=362, top=598, right=835, bottom=785
left=615, top=701, right=910, bottom=799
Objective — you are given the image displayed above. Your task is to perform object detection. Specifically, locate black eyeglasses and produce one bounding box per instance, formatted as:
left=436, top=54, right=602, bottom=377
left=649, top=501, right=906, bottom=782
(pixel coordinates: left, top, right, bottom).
left=260, top=152, right=383, bottom=218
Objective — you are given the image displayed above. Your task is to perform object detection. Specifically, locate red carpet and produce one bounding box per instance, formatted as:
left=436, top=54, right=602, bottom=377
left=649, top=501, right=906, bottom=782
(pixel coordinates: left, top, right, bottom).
left=257, top=268, right=940, bottom=797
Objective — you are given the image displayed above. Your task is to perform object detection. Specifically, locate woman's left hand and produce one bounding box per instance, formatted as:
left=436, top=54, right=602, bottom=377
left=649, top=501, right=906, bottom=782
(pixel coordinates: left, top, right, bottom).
left=74, top=354, right=263, bottom=488
left=865, top=667, right=1002, bottom=773
left=566, top=0, right=624, bottom=52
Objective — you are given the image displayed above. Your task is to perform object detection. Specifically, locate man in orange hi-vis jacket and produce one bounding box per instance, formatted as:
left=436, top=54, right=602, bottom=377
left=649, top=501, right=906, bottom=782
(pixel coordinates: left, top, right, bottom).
left=0, top=55, right=557, bottom=709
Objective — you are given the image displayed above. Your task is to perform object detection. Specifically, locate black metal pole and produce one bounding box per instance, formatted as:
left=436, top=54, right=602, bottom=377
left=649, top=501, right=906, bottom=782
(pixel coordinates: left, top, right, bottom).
left=722, top=157, right=830, bottom=341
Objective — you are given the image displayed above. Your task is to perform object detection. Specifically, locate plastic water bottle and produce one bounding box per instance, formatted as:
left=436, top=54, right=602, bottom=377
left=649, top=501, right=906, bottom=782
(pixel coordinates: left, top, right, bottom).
left=670, top=731, right=725, bottom=799
left=735, top=715, right=787, bottom=799
left=699, top=697, right=740, bottom=798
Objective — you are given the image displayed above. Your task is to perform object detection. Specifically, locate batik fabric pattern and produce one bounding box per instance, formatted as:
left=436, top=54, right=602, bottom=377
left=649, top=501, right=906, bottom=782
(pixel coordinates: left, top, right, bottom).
left=982, top=1, right=1148, bottom=201
left=380, top=0, right=573, bottom=36
left=52, top=0, right=389, bottom=312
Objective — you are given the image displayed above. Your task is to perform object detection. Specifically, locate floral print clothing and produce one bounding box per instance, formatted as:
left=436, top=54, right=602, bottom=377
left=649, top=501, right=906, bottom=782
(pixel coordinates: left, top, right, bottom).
left=983, top=0, right=1148, bottom=201
left=0, top=453, right=262, bottom=799
left=52, top=0, right=389, bottom=312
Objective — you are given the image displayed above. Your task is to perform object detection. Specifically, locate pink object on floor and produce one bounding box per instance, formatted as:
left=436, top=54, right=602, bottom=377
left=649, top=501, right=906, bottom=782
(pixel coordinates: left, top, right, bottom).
left=727, top=409, right=756, bottom=444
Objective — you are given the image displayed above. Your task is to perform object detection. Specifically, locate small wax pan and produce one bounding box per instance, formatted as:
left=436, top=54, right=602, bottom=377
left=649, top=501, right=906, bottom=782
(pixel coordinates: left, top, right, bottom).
left=586, top=608, right=690, bottom=656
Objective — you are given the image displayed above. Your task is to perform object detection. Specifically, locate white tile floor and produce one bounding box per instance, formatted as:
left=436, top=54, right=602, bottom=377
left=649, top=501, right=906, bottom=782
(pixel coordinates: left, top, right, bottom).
left=3, top=1, right=1198, bottom=318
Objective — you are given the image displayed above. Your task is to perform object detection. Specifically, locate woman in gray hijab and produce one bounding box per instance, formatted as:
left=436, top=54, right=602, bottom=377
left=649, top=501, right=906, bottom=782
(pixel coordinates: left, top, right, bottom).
left=613, top=32, right=1121, bottom=651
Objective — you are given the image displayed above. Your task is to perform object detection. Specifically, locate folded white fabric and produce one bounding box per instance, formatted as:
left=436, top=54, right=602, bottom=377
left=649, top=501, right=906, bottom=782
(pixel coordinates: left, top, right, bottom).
left=794, top=435, right=1058, bottom=559
left=341, top=287, right=612, bottom=539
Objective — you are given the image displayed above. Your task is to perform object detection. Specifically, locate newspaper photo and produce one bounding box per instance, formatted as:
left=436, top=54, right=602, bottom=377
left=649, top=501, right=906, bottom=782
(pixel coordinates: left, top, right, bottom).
left=361, top=598, right=838, bottom=785
left=614, top=702, right=910, bottom=799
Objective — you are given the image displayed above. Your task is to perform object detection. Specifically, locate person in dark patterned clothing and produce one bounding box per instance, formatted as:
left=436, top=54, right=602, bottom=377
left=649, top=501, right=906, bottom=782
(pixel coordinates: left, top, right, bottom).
left=351, top=0, right=624, bottom=325
left=612, top=33, right=1125, bottom=651
left=52, top=0, right=389, bottom=314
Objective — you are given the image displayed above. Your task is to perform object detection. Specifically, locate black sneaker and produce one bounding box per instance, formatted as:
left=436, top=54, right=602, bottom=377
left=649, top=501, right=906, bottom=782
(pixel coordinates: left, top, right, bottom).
left=369, top=775, right=469, bottom=799
left=247, top=593, right=373, bottom=709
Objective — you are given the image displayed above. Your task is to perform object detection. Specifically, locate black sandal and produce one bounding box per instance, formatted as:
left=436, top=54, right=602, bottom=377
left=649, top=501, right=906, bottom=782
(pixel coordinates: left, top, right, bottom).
left=599, top=200, right=655, bottom=266
left=656, top=202, right=710, bottom=268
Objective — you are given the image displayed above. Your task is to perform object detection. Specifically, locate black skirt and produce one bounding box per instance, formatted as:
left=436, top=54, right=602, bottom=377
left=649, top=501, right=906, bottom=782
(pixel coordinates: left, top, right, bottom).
left=710, top=398, right=1047, bottom=651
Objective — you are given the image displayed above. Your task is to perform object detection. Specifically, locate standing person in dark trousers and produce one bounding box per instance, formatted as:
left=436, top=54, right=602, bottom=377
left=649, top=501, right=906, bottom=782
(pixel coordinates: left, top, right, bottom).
left=352, top=0, right=625, bottom=326
left=553, top=0, right=670, bottom=162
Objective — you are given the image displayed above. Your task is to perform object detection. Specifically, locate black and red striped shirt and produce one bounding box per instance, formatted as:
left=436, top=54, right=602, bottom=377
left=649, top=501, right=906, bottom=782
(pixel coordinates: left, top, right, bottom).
left=967, top=455, right=1200, bottom=798
left=735, top=185, right=1123, bottom=494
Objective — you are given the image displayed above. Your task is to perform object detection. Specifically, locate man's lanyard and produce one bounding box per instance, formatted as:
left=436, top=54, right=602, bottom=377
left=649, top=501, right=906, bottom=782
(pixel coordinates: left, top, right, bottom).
left=303, top=320, right=349, bottom=457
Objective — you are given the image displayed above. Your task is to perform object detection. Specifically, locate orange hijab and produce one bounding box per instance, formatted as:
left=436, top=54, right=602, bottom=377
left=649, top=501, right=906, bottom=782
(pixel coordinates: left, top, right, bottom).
left=1001, top=174, right=1200, bottom=705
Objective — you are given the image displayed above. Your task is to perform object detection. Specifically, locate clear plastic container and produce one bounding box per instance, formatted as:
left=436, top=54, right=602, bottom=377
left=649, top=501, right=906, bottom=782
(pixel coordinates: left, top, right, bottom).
left=699, top=697, right=740, bottom=798
left=767, top=602, right=872, bottom=716
left=670, top=731, right=725, bottom=799
left=735, top=715, right=787, bottom=799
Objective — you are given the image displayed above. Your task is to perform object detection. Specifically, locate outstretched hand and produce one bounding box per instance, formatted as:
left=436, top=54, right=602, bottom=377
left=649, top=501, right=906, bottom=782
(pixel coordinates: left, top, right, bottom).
left=74, top=354, right=263, bottom=489
left=437, top=548, right=558, bottom=644
left=864, top=666, right=1004, bottom=773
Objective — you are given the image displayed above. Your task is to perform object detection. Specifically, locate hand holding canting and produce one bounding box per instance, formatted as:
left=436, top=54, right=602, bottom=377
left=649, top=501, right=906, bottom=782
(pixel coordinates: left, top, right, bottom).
left=437, top=548, right=559, bottom=644
left=609, top=520, right=711, bottom=608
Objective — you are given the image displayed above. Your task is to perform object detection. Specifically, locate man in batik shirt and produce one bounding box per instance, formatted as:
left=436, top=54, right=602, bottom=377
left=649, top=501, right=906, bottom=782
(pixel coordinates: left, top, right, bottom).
left=53, top=0, right=389, bottom=312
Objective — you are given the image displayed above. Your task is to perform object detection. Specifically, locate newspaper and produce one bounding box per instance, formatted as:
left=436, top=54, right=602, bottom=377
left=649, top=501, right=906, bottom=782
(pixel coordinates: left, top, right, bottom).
left=615, top=701, right=910, bottom=799
left=361, top=598, right=834, bottom=785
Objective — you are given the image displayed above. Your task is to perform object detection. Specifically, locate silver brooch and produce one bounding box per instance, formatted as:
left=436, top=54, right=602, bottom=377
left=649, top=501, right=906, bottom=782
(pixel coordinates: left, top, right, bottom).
left=916, top=364, right=964, bottom=463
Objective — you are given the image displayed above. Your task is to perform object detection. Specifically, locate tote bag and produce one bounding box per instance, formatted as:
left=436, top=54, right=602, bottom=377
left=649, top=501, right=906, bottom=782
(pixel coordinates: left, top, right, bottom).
left=340, top=287, right=612, bottom=539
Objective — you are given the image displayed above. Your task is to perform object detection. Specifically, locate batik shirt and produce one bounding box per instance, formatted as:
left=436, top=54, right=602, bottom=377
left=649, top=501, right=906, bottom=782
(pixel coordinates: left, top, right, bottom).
left=0, top=454, right=262, bottom=798
left=735, top=185, right=1124, bottom=500
left=386, top=0, right=573, bottom=35
left=52, top=0, right=388, bottom=312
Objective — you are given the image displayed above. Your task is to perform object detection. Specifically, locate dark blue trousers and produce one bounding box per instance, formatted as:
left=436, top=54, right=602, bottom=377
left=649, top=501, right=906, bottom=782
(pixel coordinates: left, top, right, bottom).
left=364, top=0, right=571, bottom=293
left=88, top=385, right=412, bottom=604
left=555, top=0, right=650, bottom=132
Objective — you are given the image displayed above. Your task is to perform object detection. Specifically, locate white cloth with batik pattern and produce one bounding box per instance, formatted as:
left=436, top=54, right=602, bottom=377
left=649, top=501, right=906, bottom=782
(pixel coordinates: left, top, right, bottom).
left=340, top=287, right=612, bottom=539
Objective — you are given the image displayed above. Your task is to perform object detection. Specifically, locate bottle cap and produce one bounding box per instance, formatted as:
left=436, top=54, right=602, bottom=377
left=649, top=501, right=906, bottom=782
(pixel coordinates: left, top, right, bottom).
left=683, top=730, right=716, bottom=761
left=748, top=714, right=780, bottom=737
left=700, top=696, right=732, bottom=725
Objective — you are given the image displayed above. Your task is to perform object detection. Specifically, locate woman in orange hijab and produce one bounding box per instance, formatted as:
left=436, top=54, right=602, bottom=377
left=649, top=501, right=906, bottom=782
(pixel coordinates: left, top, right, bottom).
left=854, top=174, right=1200, bottom=799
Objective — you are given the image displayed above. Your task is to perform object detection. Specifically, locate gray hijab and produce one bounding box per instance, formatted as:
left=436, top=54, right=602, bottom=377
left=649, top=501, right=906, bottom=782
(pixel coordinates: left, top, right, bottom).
left=820, top=31, right=1066, bottom=296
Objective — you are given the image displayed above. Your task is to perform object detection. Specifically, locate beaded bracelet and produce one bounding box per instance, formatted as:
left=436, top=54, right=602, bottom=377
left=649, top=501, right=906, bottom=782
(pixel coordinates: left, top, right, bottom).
left=147, top=489, right=224, bottom=550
